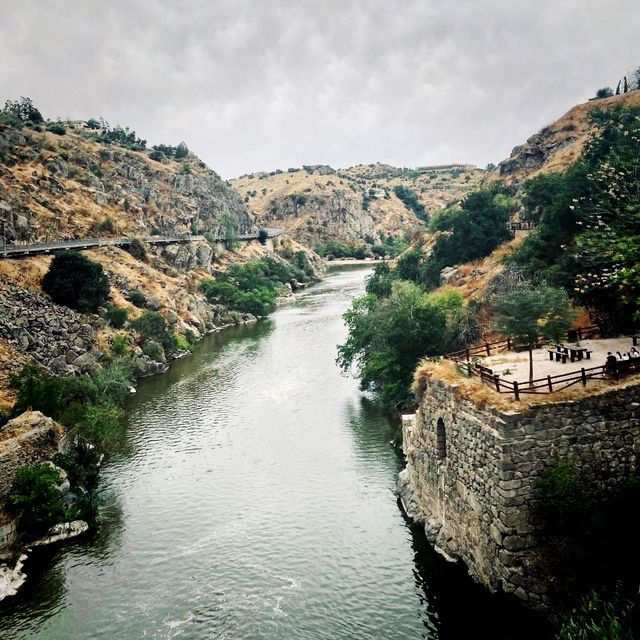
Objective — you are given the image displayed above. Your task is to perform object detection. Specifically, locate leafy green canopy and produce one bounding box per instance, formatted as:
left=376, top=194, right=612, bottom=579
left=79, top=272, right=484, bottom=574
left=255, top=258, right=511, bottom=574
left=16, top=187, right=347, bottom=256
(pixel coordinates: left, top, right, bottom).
left=8, top=360, right=134, bottom=453
left=8, top=463, right=67, bottom=534
left=200, top=255, right=314, bottom=317
left=511, top=104, right=640, bottom=326
left=337, top=281, right=471, bottom=410
left=393, top=185, right=428, bottom=222
left=42, top=252, right=110, bottom=313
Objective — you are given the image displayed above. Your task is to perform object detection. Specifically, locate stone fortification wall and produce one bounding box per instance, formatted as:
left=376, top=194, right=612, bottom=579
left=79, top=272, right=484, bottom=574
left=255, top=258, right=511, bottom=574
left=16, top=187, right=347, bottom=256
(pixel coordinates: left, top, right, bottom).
left=400, top=378, right=640, bottom=608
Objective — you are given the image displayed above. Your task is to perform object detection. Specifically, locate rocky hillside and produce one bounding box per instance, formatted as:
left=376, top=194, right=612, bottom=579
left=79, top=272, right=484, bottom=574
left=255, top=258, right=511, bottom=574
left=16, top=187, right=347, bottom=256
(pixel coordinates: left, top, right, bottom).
left=0, top=114, right=320, bottom=411
left=231, top=163, right=484, bottom=248
left=0, top=123, right=252, bottom=243
left=495, top=90, right=640, bottom=183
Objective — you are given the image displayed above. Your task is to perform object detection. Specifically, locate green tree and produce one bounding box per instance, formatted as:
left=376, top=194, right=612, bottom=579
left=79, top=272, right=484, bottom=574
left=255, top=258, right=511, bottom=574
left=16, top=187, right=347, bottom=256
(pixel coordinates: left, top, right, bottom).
left=130, top=310, right=173, bottom=351
left=8, top=464, right=66, bottom=534
left=2, top=97, right=43, bottom=123
left=337, top=281, right=464, bottom=410
left=174, top=141, right=189, bottom=159
left=595, top=87, right=614, bottom=99
left=42, top=252, right=110, bottom=312
left=492, top=284, right=575, bottom=384
left=220, top=210, right=240, bottom=250
left=106, top=304, right=128, bottom=328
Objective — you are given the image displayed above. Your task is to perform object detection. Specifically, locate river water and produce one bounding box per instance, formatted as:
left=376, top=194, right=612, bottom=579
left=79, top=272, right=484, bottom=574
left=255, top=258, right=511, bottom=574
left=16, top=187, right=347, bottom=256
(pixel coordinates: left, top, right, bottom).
left=0, top=266, right=547, bottom=639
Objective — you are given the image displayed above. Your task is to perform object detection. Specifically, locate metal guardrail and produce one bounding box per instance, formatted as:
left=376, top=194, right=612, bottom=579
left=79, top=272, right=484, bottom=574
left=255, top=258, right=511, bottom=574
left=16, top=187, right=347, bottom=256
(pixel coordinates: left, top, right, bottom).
left=0, top=228, right=283, bottom=258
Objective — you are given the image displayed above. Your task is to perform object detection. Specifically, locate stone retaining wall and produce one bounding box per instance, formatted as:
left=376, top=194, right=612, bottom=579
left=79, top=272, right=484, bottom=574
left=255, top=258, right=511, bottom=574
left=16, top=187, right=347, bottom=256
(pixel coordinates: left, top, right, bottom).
left=401, top=378, right=640, bottom=608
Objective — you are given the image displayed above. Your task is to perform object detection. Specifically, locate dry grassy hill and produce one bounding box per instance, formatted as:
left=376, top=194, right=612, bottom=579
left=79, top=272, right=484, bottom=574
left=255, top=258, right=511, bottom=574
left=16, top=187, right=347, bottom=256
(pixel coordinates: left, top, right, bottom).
left=231, top=163, right=485, bottom=249
left=494, top=90, right=640, bottom=184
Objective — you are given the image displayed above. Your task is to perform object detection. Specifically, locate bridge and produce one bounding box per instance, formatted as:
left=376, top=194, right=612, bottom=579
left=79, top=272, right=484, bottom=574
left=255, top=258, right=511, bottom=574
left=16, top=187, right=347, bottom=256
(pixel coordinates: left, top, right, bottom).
left=0, top=228, right=283, bottom=259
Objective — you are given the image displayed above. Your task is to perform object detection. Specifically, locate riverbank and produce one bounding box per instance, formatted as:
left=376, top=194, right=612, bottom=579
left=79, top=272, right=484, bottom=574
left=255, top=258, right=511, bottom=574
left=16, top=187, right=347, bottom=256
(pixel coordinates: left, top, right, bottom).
left=0, top=266, right=551, bottom=640
left=326, top=258, right=387, bottom=266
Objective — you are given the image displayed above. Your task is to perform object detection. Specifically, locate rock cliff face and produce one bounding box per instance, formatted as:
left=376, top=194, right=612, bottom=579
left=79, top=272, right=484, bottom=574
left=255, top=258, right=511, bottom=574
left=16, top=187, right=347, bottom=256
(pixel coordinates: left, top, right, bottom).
left=232, top=163, right=484, bottom=248
left=495, top=90, right=640, bottom=183
left=0, top=412, right=65, bottom=507
left=264, top=191, right=380, bottom=245
left=0, top=123, right=252, bottom=243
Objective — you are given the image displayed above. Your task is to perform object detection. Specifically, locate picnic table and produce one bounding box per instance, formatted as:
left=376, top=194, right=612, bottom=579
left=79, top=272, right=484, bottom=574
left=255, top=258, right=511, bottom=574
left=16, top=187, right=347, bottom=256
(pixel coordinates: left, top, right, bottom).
left=629, top=333, right=640, bottom=346
left=548, top=345, right=591, bottom=363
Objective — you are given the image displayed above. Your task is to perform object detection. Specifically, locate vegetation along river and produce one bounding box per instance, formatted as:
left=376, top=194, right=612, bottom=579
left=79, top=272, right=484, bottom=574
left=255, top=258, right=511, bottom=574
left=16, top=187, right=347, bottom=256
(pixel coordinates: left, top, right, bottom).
left=0, top=266, right=546, bottom=639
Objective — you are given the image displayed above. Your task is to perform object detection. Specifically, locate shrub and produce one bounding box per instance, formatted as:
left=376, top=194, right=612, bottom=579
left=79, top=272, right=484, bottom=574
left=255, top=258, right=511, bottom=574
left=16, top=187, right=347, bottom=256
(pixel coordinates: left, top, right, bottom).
left=131, top=311, right=172, bottom=350
left=86, top=118, right=101, bottom=130
left=110, top=333, right=132, bottom=356
left=42, top=252, right=110, bottom=312
left=258, top=228, right=269, bottom=245
left=128, top=290, right=147, bottom=308
left=149, top=149, right=166, bottom=162
left=172, top=333, right=190, bottom=352
left=98, top=215, right=115, bottom=233
left=106, top=305, right=128, bottom=328
left=46, top=123, right=66, bottom=135
left=595, top=87, right=614, bottom=99
left=174, top=141, right=189, bottom=159
left=142, top=340, right=164, bottom=362
left=8, top=463, right=66, bottom=534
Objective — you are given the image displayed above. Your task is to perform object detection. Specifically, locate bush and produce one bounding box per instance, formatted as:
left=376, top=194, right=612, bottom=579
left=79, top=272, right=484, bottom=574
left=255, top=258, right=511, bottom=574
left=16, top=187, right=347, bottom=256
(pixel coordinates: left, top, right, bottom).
left=142, top=340, right=164, bottom=362
left=110, top=333, right=132, bottom=356
left=98, top=215, right=115, bottom=233
left=131, top=311, right=172, bottom=350
left=595, top=87, right=614, bottom=99
left=106, top=304, right=128, bottom=328
left=8, top=463, right=66, bottom=534
left=258, top=228, right=269, bottom=245
left=172, top=333, right=190, bottom=352
left=128, top=290, right=147, bottom=308
left=46, top=122, right=66, bottom=135
left=174, top=142, right=189, bottom=159
left=86, top=118, right=100, bottom=129
left=42, top=251, right=110, bottom=312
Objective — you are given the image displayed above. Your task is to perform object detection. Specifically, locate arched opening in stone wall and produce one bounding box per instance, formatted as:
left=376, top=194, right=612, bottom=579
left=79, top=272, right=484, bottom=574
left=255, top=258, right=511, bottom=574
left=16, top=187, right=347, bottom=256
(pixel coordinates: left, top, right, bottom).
left=436, top=417, right=447, bottom=459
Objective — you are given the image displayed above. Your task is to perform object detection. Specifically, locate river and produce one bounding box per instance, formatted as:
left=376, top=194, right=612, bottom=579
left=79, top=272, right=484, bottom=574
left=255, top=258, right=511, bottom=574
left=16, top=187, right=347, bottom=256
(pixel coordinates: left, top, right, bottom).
left=0, top=266, right=547, bottom=639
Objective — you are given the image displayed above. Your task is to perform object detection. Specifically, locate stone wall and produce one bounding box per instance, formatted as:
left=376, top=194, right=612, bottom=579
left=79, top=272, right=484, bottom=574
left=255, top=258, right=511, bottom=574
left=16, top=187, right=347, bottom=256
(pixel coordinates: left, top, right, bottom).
left=400, top=378, right=640, bottom=608
left=0, top=277, right=100, bottom=376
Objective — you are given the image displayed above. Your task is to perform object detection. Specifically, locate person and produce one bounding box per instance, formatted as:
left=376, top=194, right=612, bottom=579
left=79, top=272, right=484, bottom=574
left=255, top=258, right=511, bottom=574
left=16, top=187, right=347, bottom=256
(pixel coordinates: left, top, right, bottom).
left=630, top=347, right=640, bottom=358
left=605, top=352, right=618, bottom=376
left=616, top=351, right=623, bottom=360
left=622, top=352, right=630, bottom=360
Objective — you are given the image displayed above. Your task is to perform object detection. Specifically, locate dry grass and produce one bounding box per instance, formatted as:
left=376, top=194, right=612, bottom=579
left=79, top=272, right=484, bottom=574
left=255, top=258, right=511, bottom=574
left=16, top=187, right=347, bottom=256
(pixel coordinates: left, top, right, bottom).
left=489, top=90, right=640, bottom=184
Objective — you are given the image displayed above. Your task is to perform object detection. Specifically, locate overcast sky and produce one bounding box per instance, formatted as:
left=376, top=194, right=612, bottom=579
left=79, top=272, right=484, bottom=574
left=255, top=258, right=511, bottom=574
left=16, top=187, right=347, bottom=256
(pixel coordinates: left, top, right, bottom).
left=1, top=1, right=639, bottom=178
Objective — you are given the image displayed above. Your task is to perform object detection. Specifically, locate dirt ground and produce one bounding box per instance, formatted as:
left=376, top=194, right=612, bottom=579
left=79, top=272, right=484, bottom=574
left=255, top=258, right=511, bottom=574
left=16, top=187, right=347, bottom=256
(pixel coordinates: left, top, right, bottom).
left=480, top=337, right=636, bottom=382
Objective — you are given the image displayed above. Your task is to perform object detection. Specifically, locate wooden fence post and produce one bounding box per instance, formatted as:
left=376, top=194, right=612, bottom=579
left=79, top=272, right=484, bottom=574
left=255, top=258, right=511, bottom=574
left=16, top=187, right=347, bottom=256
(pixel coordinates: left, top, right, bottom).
left=507, top=338, right=511, bottom=351
left=547, top=375, right=553, bottom=392
left=493, top=374, right=501, bottom=392
left=486, top=342, right=491, bottom=356
left=581, top=368, right=587, bottom=386
left=513, top=380, right=520, bottom=401
left=465, top=348, right=470, bottom=361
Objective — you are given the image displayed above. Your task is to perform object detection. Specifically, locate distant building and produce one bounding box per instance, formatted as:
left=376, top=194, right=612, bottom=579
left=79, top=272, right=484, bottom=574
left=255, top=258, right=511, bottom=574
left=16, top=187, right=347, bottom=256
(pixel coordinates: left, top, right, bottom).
left=416, top=163, right=477, bottom=173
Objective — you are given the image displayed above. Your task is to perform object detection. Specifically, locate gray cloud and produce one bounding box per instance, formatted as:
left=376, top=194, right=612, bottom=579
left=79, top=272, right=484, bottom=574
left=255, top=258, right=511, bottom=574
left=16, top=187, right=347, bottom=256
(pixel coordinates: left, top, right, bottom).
left=1, top=0, right=639, bottom=177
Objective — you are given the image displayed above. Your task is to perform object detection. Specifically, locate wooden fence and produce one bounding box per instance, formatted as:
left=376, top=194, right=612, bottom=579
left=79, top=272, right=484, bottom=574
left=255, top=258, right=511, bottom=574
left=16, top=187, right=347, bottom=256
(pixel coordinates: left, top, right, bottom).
left=466, top=359, right=640, bottom=401
left=446, top=325, right=601, bottom=363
